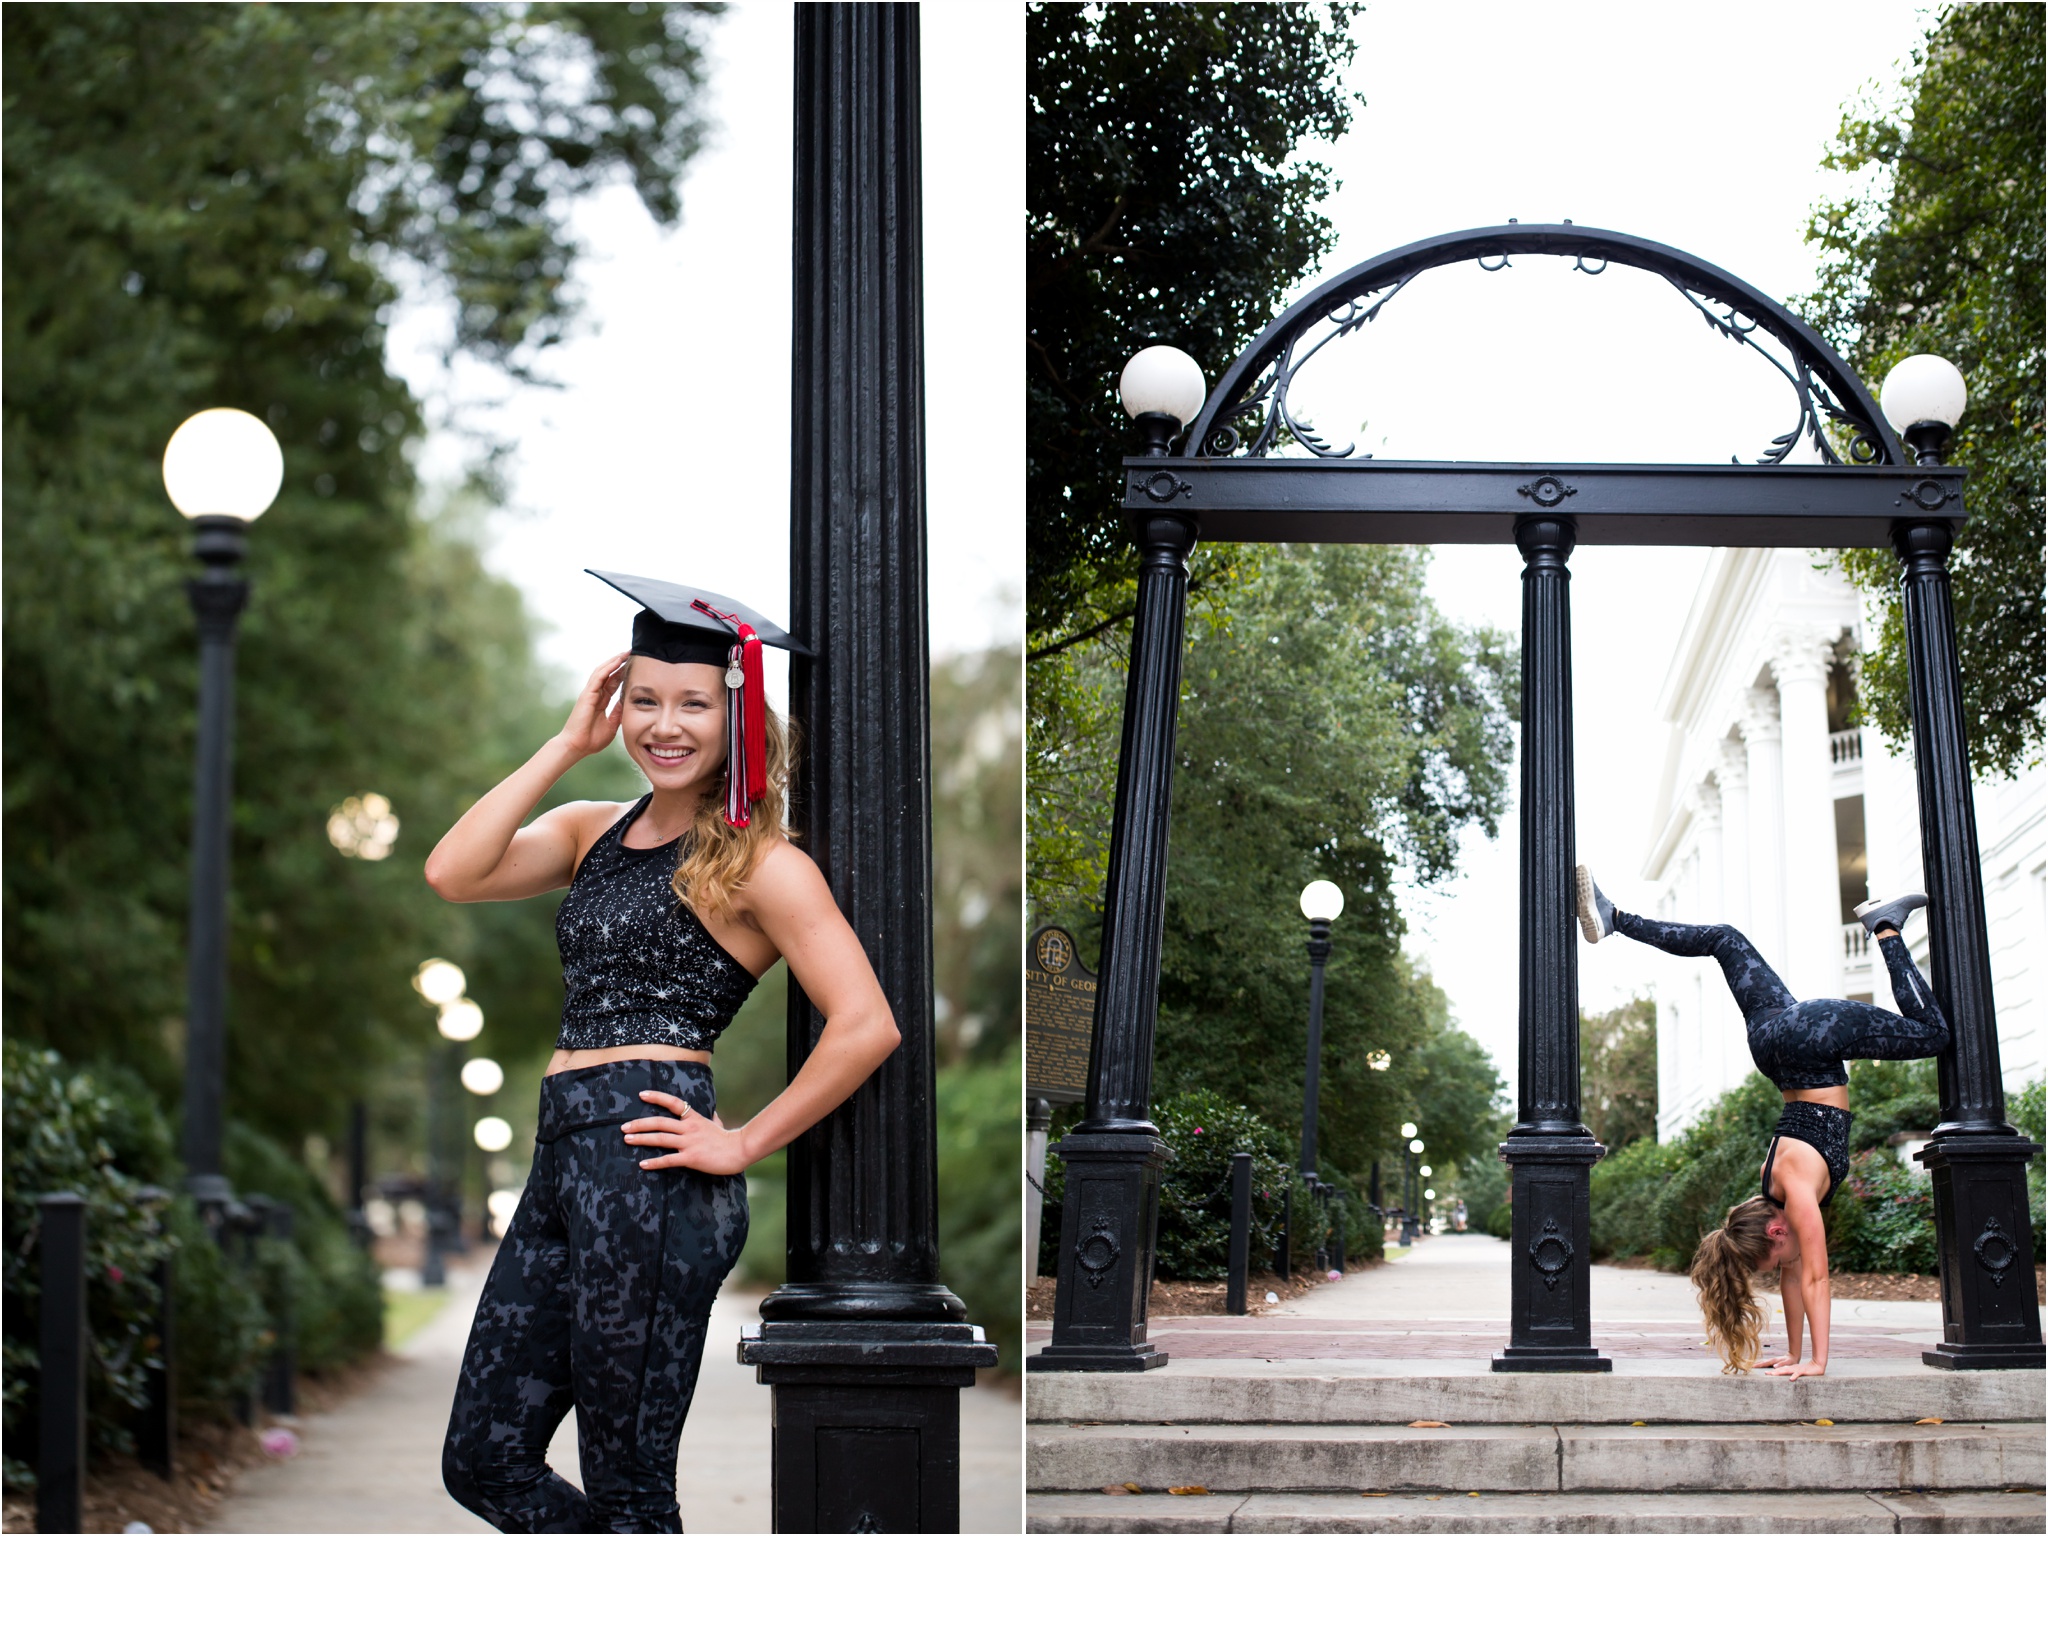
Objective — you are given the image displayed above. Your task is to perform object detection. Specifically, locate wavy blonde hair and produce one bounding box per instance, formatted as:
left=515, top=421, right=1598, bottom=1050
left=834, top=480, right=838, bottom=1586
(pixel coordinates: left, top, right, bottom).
left=625, top=657, right=798, bottom=922
left=1690, top=1195, right=1778, bottom=1373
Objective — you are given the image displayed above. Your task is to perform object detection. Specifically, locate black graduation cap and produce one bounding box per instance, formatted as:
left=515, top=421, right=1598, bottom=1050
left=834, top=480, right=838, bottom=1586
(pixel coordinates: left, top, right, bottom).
left=586, top=569, right=809, bottom=666
left=587, top=569, right=806, bottom=828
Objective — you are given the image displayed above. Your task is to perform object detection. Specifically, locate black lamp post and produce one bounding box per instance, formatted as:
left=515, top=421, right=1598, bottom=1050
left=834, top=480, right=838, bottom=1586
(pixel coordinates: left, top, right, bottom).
left=1879, top=357, right=2045, bottom=1369
left=163, top=409, right=282, bottom=1216
left=1028, top=344, right=1208, bottom=1375
left=737, top=3, right=995, bottom=1533
left=412, top=959, right=477, bottom=1290
left=1296, top=881, right=1342, bottom=1190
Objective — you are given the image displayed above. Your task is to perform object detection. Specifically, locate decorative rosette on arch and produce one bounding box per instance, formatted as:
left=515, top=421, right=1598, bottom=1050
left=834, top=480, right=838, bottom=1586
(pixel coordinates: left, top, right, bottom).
left=582, top=569, right=809, bottom=827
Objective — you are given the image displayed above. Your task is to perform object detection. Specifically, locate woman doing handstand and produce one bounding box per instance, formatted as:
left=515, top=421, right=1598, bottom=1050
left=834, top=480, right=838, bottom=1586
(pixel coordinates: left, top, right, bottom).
left=1575, top=867, right=1948, bottom=1377
left=426, top=572, right=899, bottom=1531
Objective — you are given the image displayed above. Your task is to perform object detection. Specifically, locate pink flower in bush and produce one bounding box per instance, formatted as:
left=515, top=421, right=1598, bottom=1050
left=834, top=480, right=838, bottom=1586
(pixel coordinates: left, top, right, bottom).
left=106, top=1266, right=124, bottom=1285
left=260, top=1428, right=301, bottom=1459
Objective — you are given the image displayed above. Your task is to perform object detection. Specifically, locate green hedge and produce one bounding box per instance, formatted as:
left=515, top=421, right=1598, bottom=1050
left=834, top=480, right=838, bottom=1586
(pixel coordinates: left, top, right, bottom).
left=3, top=1041, right=380, bottom=1487
left=1041, top=1088, right=1380, bottom=1282
left=1587, top=1061, right=2045, bottom=1272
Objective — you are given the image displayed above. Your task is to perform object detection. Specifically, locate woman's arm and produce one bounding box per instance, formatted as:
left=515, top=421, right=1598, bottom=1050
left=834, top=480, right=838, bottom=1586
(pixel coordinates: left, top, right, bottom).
left=424, top=653, right=628, bottom=903
left=622, top=842, right=900, bottom=1175
left=1772, top=1187, right=1831, bottom=1378
left=1769, top=1259, right=1806, bottom=1368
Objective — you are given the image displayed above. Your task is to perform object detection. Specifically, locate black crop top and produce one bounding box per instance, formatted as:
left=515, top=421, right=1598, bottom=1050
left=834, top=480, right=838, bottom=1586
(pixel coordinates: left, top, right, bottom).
left=553, top=795, right=758, bottom=1051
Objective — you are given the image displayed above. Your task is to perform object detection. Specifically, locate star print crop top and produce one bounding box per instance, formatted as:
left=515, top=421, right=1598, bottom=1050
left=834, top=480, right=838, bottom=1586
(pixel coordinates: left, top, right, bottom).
left=553, top=795, right=758, bottom=1051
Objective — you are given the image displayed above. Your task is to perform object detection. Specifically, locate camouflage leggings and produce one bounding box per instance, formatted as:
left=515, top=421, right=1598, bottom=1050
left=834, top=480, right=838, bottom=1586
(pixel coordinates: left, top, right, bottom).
left=441, top=1059, right=748, bottom=1533
left=1613, top=911, right=1948, bottom=1090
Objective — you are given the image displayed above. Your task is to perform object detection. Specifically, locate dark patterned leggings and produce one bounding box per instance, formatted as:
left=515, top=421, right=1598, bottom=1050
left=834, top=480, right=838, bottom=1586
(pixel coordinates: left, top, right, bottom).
left=441, top=1060, right=747, bottom=1533
left=1612, top=911, right=1949, bottom=1088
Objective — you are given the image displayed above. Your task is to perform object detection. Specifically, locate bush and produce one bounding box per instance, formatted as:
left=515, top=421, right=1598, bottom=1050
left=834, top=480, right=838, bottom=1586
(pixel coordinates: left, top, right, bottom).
left=1831, top=1148, right=1939, bottom=1274
left=2009, top=1080, right=2044, bottom=1261
left=935, top=1050, right=1024, bottom=1372
left=1589, top=1135, right=1680, bottom=1261
left=2, top=1044, right=177, bottom=1485
left=3, top=1039, right=383, bottom=1485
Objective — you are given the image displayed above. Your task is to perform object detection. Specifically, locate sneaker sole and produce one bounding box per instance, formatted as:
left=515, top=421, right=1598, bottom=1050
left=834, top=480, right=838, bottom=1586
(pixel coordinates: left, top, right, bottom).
left=1575, top=865, right=1603, bottom=944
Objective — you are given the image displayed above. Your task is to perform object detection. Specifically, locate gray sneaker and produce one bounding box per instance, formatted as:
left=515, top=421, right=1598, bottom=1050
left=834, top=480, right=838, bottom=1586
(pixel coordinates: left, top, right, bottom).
left=1575, top=865, right=1617, bottom=944
left=1854, top=892, right=1927, bottom=936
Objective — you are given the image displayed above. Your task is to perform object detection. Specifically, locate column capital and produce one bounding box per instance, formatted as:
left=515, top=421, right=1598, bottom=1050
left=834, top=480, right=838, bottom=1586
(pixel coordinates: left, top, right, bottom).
left=1768, top=625, right=1838, bottom=686
left=1715, top=736, right=1749, bottom=789
left=1740, top=685, right=1781, bottom=742
left=1691, top=778, right=1723, bottom=825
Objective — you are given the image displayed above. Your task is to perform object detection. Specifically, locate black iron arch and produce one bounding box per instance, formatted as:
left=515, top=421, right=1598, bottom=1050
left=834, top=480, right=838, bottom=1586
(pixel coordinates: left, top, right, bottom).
left=1182, top=221, right=1907, bottom=468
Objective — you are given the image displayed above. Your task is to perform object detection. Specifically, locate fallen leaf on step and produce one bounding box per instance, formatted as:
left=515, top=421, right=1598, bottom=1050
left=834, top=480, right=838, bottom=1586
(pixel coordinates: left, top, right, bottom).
left=1467, top=1492, right=1480, bottom=1498
left=1121, top=1482, right=1143, bottom=1493
left=1409, top=1420, right=1449, bottom=1428
left=1359, top=1492, right=1388, bottom=1498
left=1167, top=1486, right=1210, bottom=1496
left=1814, top=1418, right=1834, bottom=1426
left=1424, top=1495, right=1442, bottom=1502
left=1916, top=1417, right=1944, bottom=1425
left=1631, top=1420, right=1646, bottom=1427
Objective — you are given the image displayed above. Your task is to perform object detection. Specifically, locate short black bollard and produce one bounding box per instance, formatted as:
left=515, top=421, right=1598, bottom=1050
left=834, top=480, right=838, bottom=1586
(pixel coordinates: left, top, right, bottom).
left=345, top=1099, right=371, bottom=1250
left=1330, top=1194, right=1346, bottom=1276
left=258, top=1198, right=296, bottom=1417
left=224, top=1197, right=259, bottom=1426
left=1274, top=1185, right=1292, bottom=1279
left=132, top=1187, right=177, bottom=1481
left=37, top=1192, right=88, bottom=1534
left=1226, top=1154, right=1252, bottom=1316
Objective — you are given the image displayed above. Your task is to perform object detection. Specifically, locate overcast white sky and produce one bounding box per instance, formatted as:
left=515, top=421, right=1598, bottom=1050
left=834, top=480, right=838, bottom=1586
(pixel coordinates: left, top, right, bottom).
left=1287, top=0, right=1937, bottom=1102
left=390, top=1, right=1939, bottom=1107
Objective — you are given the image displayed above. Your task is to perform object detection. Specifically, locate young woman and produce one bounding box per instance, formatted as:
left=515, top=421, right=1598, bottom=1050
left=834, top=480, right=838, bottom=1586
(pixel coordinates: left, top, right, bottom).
left=1575, top=867, right=1948, bottom=1377
left=425, top=575, right=898, bottom=1532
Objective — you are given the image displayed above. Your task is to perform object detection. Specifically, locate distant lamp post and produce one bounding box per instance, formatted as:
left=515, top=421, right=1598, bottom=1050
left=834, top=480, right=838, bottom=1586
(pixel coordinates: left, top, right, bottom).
left=1401, top=1122, right=1418, bottom=1139
left=473, top=1117, right=513, bottom=1154
left=327, top=793, right=399, bottom=860
left=1295, top=880, right=1343, bottom=1188
left=412, top=959, right=474, bottom=1288
left=1879, top=354, right=1968, bottom=465
left=164, top=408, right=284, bottom=1211
left=461, top=1058, right=504, bottom=1096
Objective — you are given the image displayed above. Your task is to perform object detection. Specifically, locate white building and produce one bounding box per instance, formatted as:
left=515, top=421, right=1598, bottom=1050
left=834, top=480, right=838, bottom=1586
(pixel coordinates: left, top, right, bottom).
left=1642, top=547, right=2045, bottom=1139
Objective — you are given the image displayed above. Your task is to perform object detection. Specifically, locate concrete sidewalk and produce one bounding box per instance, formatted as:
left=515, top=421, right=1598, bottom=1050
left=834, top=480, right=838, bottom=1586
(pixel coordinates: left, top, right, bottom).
left=207, top=1261, right=1020, bottom=1533
left=1025, top=1232, right=2043, bottom=1363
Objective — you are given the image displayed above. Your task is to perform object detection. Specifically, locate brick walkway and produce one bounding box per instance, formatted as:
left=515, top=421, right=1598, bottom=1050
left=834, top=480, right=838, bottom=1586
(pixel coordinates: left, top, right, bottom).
left=1027, top=1232, right=1972, bottom=1364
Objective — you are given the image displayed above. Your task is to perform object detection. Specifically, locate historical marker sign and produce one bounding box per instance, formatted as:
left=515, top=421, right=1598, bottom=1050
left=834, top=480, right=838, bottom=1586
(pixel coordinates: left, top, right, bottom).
left=1026, top=925, right=1096, bottom=1108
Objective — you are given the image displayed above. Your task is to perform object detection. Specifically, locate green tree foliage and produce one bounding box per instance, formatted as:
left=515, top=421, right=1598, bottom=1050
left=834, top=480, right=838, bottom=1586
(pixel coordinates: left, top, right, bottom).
left=1141, top=544, right=1516, bottom=1181
left=1579, top=996, right=1658, bottom=1152
left=3, top=5, right=718, bottom=1148
left=1026, top=0, right=1362, bottom=648
left=1804, top=2, right=2044, bottom=776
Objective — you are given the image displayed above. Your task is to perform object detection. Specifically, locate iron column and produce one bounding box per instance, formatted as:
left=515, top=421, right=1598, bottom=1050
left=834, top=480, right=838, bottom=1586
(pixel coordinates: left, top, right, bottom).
left=1027, top=417, right=1192, bottom=1373
left=740, top=3, right=995, bottom=1532
left=1299, top=916, right=1333, bottom=1185
left=1495, top=515, right=1610, bottom=1372
left=1891, top=425, right=2044, bottom=1368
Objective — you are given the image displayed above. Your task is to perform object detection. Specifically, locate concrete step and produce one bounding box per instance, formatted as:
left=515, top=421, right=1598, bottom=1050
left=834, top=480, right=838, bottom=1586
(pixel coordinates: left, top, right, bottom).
left=1027, top=1488, right=2048, bottom=1535
left=1026, top=1364, right=2047, bottom=1426
left=1028, top=1420, right=2045, bottom=1494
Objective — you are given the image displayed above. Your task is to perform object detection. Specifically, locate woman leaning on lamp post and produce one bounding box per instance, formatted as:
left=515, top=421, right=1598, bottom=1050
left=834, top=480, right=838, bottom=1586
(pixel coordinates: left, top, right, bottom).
left=423, top=571, right=898, bottom=1533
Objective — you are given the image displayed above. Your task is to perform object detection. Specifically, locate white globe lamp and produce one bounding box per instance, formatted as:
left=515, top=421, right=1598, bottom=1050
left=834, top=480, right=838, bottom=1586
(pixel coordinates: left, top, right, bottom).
left=162, top=409, right=284, bottom=523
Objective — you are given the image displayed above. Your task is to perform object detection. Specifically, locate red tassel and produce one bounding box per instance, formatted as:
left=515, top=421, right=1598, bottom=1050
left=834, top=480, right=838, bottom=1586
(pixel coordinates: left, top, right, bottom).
left=741, top=631, right=765, bottom=802
left=691, top=599, right=768, bottom=828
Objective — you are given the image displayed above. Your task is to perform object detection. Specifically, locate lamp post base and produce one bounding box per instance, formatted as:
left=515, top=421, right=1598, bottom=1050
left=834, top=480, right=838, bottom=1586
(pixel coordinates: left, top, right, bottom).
left=1492, top=1347, right=1614, bottom=1373
left=1921, top=1343, right=2046, bottom=1371
left=1918, top=1134, right=2044, bottom=1368
left=1029, top=1128, right=1171, bottom=1373
left=740, top=1321, right=995, bottom=1532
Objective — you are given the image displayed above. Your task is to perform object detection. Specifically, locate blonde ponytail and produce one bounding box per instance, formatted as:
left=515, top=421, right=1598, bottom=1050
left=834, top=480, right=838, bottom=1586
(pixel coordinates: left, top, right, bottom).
left=1690, top=1195, right=1777, bottom=1373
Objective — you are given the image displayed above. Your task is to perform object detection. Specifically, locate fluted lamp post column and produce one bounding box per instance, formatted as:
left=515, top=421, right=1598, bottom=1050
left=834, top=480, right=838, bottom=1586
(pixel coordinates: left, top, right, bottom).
left=164, top=409, right=283, bottom=1218
left=1030, top=344, right=1208, bottom=1374
left=1878, top=355, right=2043, bottom=1369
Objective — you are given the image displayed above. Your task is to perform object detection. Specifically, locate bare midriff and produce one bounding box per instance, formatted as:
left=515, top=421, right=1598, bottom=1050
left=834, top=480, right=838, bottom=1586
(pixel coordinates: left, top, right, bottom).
left=1782, top=1085, right=1850, bottom=1110
left=546, top=1043, right=713, bottom=1076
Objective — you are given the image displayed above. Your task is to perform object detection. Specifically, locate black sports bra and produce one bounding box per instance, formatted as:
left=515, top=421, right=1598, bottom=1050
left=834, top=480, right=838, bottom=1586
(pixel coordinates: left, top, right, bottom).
left=1762, top=1101, right=1853, bottom=1209
left=553, top=795, right=757, bottom=1051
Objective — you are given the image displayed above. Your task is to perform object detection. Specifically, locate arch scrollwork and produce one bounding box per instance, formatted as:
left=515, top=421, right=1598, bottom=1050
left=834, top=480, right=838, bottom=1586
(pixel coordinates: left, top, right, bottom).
left=1186, top=223, right=1905, bottom=471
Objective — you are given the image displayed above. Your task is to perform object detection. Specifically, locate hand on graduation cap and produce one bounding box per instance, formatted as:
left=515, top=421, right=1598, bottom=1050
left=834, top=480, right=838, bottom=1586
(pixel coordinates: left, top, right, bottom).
left=556, top=651, right=631, bottom=760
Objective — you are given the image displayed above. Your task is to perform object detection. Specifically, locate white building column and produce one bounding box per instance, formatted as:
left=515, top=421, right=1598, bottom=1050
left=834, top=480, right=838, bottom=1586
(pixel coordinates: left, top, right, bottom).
left=1691, top=778, right=1727, bottom=1096
left=1772, top=629, right=1845, bottom=1002
left=1715, top=735, right=1757, bottom=1086
left=1741, top=685, right=1787, bottom=977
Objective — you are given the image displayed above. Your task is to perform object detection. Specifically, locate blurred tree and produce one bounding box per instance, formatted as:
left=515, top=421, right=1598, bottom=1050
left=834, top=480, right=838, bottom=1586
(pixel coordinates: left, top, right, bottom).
left=1137, top=544, right=1517, bottom=1181
left=1027, top=0, right=1362, bottom=649
left=1579, top=995, right=1658, bottom=1152
left=1804, top=1, right=2043, bottom=777
left=2, top=4, right=719, bottom=1150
